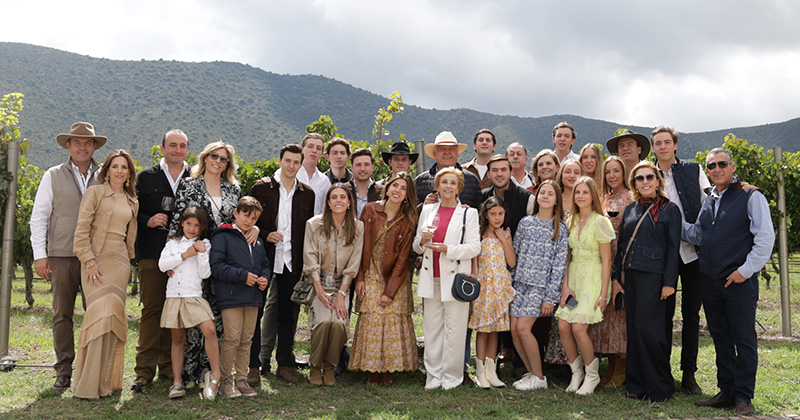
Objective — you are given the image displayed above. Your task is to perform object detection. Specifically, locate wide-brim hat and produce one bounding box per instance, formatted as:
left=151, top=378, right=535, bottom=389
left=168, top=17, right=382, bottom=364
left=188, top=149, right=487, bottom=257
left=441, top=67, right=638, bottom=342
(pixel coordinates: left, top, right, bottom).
left=56, top=122, right=107, bottom=149
left=424, top=131, right=468, bottom=159
left=381, top=142, right=419, bottom=165
left=606, top=129, right=650, bottom=160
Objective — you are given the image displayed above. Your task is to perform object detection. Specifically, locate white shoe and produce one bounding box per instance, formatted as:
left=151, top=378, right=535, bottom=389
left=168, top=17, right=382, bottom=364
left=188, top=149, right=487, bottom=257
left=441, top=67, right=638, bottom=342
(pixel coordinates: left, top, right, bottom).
left=513, top=372, right=532, bottom=389
left=484, top=358, right=506, bottom=388
left=576, top=357, right=600, bottom=395
left=529, top=375, right=548, bottom=390
left=475, top=359, right=491, bottom=389
left=566, top=355, right=585, bottom=393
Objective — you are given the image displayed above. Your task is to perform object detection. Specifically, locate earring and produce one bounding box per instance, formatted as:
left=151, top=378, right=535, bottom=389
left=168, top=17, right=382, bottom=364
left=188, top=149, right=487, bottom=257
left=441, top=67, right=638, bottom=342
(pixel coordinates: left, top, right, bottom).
left=105, top=173, right=110, bottom=183
left=125, top=178, right=130, bottom=188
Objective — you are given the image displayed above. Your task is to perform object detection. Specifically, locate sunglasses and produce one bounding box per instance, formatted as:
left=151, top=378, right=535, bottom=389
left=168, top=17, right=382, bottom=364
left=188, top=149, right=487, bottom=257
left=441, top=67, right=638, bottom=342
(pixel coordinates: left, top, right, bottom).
left=208, top=151, right=229, bottom=164
left=634, top=173, right=656, bottom=182
left=706, top=161, right=731, bottom=170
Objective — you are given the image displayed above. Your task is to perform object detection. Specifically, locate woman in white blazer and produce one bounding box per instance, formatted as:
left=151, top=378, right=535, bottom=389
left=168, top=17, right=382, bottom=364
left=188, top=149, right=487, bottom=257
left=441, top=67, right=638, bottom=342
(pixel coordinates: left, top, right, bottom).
left=413, top=168, right=481, bottom=390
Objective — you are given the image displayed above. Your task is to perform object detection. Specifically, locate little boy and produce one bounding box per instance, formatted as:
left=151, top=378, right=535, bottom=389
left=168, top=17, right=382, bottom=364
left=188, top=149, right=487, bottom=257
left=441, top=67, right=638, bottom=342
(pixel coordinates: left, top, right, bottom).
left=210, top=196, right=271, bottom=398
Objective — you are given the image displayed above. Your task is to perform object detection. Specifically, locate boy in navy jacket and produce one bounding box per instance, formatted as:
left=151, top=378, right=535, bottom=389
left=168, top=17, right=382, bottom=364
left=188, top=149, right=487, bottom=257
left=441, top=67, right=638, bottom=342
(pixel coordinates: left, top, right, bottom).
left=210, top=196, right=270, bottom=398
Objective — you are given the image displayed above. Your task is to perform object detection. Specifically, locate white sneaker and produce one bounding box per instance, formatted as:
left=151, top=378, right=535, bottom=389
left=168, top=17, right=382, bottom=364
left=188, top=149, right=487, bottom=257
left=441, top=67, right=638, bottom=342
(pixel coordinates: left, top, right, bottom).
left=529, top=375, right=548, bottom=390
left=512, top=372, right=532, bottom=390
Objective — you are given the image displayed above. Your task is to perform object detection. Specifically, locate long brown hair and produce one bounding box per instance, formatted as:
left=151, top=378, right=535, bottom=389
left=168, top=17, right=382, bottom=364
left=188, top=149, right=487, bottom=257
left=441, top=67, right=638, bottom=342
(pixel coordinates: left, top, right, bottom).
left=382, top=172, right=418, bottom=229
left=569, top=176, right=604, bottom=230
left=322, top=183, right=358, bottom=246
left=98, top=149, right=137, bottom=198
left=532, top=180, right=564, bottom=241
left=170, top=206, right=210, bottom=241
left=479, top=196, right=507, bottom=237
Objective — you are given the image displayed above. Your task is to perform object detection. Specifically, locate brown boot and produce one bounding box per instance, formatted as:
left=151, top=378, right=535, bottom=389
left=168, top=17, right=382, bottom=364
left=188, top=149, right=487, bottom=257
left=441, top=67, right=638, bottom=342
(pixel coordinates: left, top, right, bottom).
left=309, top=365, right=323, bottom=386
left=323, top=362, right=336, bottom=386
left=604, top=354, right=626, bottom=388
left=599, top=355, right=616, bottom=385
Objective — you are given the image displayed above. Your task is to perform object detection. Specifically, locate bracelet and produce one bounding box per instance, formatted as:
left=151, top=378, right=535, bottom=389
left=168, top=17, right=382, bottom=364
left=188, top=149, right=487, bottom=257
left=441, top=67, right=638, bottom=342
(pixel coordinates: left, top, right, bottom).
left=86, top=261, right=96, bottom=268
left=598, top=296, right=607, bottom=301
left=338, top=290, right=347, bottom=297
left=611, top=280, right=619, bottom=284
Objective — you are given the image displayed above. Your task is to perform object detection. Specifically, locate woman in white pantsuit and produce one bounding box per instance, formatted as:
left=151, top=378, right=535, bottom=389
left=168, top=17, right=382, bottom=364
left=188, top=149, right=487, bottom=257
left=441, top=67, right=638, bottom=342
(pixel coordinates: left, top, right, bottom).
left=413, top=168, right=481, bottom=390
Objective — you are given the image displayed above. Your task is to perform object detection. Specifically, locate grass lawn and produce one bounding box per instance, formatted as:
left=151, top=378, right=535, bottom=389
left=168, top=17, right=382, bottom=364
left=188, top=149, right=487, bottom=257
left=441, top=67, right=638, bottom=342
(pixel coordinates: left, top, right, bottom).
left=1, top=261, right=799, bottom=419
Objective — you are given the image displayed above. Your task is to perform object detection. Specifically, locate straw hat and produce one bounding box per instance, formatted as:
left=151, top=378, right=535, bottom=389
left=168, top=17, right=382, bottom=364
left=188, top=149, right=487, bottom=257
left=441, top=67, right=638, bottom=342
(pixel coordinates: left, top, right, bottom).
left=424, top=131, right=468, bottom=159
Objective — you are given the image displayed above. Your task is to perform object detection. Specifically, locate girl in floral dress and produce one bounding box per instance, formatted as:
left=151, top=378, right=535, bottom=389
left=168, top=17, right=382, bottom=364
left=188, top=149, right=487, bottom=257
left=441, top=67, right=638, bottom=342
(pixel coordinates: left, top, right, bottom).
left=469, top=197, right=516, bottom=389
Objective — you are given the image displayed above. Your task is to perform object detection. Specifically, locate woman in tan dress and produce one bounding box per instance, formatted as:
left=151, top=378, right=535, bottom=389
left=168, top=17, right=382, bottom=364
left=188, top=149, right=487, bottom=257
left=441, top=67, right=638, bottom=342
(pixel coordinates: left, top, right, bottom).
left=349, top=172, right=419, bottom=385
left=72, top=150, right=138, bottom=400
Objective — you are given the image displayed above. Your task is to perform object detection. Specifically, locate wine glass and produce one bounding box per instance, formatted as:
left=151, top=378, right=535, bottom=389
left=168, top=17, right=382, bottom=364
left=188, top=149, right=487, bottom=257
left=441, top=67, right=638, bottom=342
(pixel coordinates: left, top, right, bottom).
left=158, top=196, right=174, bottom=230
left=276, top=212, right=290, bottom=247
left=606, top=201, right=619, bottom=219
left=426, top=212, right=440, bottom=237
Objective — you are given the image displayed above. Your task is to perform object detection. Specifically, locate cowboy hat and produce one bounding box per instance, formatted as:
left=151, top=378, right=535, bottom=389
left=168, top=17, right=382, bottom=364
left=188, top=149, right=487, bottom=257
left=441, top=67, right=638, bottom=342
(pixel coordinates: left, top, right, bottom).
left=606, top=129, right=650, bottom=160
left=56, top=122, right=107, bottom=149
left=381, top=142, right=419, bottom=165
left=424, top=131, right=468, bottom=159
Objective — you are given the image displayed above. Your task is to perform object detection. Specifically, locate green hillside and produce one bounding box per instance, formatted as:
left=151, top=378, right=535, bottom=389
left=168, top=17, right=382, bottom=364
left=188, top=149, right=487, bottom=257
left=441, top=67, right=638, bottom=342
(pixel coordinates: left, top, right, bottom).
left=1, top=42, right=797, bottom=169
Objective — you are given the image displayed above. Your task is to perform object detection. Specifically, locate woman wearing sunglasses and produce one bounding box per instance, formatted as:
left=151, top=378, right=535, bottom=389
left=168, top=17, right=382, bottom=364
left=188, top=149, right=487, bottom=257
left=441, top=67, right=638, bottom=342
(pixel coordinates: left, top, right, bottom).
left=612, top=160, right=681, bottom=402
left=169, top=141, right=259, bottom=388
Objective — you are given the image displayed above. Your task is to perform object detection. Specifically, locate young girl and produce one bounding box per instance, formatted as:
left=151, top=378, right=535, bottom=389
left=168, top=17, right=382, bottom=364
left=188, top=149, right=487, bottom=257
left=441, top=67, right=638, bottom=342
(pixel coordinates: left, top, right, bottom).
left=556, top=160, right=585, bottom=217
left=555, top=176, right=615, bottom=395
left=468, top=197, right=516, bottom=389
left=159, top=206, right=220, bottom=400
left=509, top=180, right=569, bottom=391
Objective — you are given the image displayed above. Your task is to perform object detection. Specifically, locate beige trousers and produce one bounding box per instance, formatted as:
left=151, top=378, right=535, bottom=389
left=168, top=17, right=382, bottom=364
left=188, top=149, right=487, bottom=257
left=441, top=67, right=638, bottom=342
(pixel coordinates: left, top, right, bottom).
left=220, top=306, right=258, bottom=381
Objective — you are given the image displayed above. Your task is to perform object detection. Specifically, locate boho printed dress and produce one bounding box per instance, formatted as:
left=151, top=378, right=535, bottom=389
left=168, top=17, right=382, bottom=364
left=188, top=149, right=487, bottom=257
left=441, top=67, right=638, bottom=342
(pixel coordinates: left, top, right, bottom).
left=469, top=237, right=514, bottom=332
left=589, top=190, right=633, bottom=354
left=349, top=223, right=419, bottom=372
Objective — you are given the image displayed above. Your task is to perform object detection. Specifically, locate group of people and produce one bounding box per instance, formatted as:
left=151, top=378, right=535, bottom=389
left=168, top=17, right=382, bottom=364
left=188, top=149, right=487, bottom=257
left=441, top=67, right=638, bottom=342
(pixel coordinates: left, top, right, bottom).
left=30, top=120, right=773, bottom=417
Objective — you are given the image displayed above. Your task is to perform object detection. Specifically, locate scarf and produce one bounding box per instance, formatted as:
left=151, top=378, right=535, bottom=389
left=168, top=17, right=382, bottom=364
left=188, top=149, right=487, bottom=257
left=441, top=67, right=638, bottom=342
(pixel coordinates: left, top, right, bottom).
left=637, top=195, right=668, bottom=223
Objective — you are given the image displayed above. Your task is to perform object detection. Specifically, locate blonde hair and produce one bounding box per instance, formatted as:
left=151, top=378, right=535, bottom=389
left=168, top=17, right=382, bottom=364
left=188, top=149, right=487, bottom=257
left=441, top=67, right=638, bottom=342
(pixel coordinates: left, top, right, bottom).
left=192, top=141, right=239, bottom=185
left=629, top=161, right=667, bottom=201
left=433, top=167, right=465, bottom=194
left=556, top=160, right=586, bottom=192
left=569, top=176, right=604, bottom=230
left=579, top=143, right=603, bottom=182
left=600, top=156, right=629, bottom=193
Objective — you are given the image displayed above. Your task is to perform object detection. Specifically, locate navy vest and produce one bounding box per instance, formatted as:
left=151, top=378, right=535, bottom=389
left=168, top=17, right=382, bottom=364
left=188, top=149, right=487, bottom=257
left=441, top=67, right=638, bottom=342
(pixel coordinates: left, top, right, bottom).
left=669, top=159, right=704, bottom=223
left=482, top=183, right=533, bottom=238
left=697, top=179, right=756, bottom=280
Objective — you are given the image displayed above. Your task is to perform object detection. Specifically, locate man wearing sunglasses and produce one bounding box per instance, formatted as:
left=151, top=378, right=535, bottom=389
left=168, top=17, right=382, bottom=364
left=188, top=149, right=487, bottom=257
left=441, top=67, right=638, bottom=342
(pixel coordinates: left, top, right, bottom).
left=651, top=126, right=711, bottom=396
left=682, top=148, right=774, bottom=417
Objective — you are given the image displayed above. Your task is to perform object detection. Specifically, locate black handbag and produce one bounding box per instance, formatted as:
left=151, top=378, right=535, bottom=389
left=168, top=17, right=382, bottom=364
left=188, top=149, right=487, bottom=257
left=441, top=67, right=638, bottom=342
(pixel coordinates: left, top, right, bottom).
left=450, top=210, right=481, bottom=302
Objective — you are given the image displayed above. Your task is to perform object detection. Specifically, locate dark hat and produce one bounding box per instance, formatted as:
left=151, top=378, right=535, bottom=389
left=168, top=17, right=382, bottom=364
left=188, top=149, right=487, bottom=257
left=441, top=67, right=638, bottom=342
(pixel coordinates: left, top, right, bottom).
left=56, top=122, right=107, bottom=149
left=606, top=129, right=650, bottom=161
left=382, top=142, right=419, bottom=165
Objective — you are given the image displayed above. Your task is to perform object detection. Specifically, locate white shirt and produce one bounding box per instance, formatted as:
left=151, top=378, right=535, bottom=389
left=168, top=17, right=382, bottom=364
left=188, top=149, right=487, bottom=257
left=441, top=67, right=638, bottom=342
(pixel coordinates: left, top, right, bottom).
left=30, top=160, right=99, bottom=260
left=297, top=165, right=331, bottom=215
left=159, top=236, right=212, bottom=298
left=661, top=160, right=711, bottom=263
left=511, top=173, right=534, bottom=189
left=272, top=168, right=297, bottom=273
left=474, top=163, right=488, bottom=180
left=559, top=150, right=580, bottom=164
left=158, top=158, right=189, bottom=195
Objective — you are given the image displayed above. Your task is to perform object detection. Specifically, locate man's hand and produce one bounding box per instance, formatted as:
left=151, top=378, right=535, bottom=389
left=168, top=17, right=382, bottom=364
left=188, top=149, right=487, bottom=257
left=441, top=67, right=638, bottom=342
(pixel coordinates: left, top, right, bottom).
left=147, top=213, right=169, bottom=228
left=266, top=231, right=284, bottom=244
left=424, top=193, right=438, bottom=205
left=244, top=226, right=260, bottom=245
left=725, top=270, right=747, bottom=288
left=34, top=258, right=51, bottom=280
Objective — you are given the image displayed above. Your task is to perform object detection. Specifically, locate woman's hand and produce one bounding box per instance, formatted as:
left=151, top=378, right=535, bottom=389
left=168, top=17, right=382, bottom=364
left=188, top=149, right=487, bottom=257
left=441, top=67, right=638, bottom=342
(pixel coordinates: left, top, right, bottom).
left=420, top=229, right=434, bottom=244
left=540, top=302, right=554, bottom=317
left=595, top=295, right=608, bottom=312
left=355, top=281, right=366, bottom=300
left=611, top=281, right=624, bottom=306
left=559, top=286, right=573, bottom=307
left=315, top=282, right=331, bottom=308
left=244, top=225, right=260, bottom=245
left=378, top=295, right=393, bottom=307
left=86, top=261, right=103, bottom=287
left=424, top=242, right=448, bottom=254
left=660, top=286, right=676, bottom=300
left=333, top=293, right=348, bottom=320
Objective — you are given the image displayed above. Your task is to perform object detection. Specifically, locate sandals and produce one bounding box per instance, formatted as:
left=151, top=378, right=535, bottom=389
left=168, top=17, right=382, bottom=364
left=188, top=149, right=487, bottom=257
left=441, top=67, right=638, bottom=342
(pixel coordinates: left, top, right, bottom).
left=203, top=371, right=219, bottom=401
left=168, top=383, right=186, bottom=399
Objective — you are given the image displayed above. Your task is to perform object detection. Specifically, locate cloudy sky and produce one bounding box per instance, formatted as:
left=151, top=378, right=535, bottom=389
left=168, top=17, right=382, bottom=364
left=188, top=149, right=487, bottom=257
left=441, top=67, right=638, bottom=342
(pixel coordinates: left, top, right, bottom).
left=7, top=0, right=800, bottom=132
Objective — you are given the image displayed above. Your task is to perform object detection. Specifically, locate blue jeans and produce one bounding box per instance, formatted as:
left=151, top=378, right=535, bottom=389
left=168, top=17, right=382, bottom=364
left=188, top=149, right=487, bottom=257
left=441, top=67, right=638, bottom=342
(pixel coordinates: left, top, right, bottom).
left=701, top=274, right=759, bottom=403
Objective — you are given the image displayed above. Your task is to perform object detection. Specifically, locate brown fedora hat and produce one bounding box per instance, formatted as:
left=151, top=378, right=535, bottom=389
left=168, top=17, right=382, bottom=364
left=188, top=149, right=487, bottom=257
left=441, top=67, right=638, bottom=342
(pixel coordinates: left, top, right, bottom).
left=56, top=122, right=107, bottom=149
left=606, top=129, right=650, bottom=160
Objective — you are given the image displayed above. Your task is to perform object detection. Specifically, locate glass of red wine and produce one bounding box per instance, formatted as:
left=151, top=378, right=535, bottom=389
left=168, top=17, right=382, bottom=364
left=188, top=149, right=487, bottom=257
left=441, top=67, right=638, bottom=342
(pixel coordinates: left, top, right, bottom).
left=158, top=196, right=174, bottom=230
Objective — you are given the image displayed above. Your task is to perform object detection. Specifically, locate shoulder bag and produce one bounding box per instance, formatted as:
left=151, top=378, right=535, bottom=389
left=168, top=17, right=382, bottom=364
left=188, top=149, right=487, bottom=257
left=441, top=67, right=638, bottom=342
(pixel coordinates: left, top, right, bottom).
left=451, top=209, right=481, bottom=302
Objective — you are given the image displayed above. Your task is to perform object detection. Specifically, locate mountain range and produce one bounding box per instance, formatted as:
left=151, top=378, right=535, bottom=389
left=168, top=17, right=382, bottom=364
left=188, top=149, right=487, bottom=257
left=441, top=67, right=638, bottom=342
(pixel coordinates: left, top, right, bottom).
left=1, top=42, right=797, bottom=170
